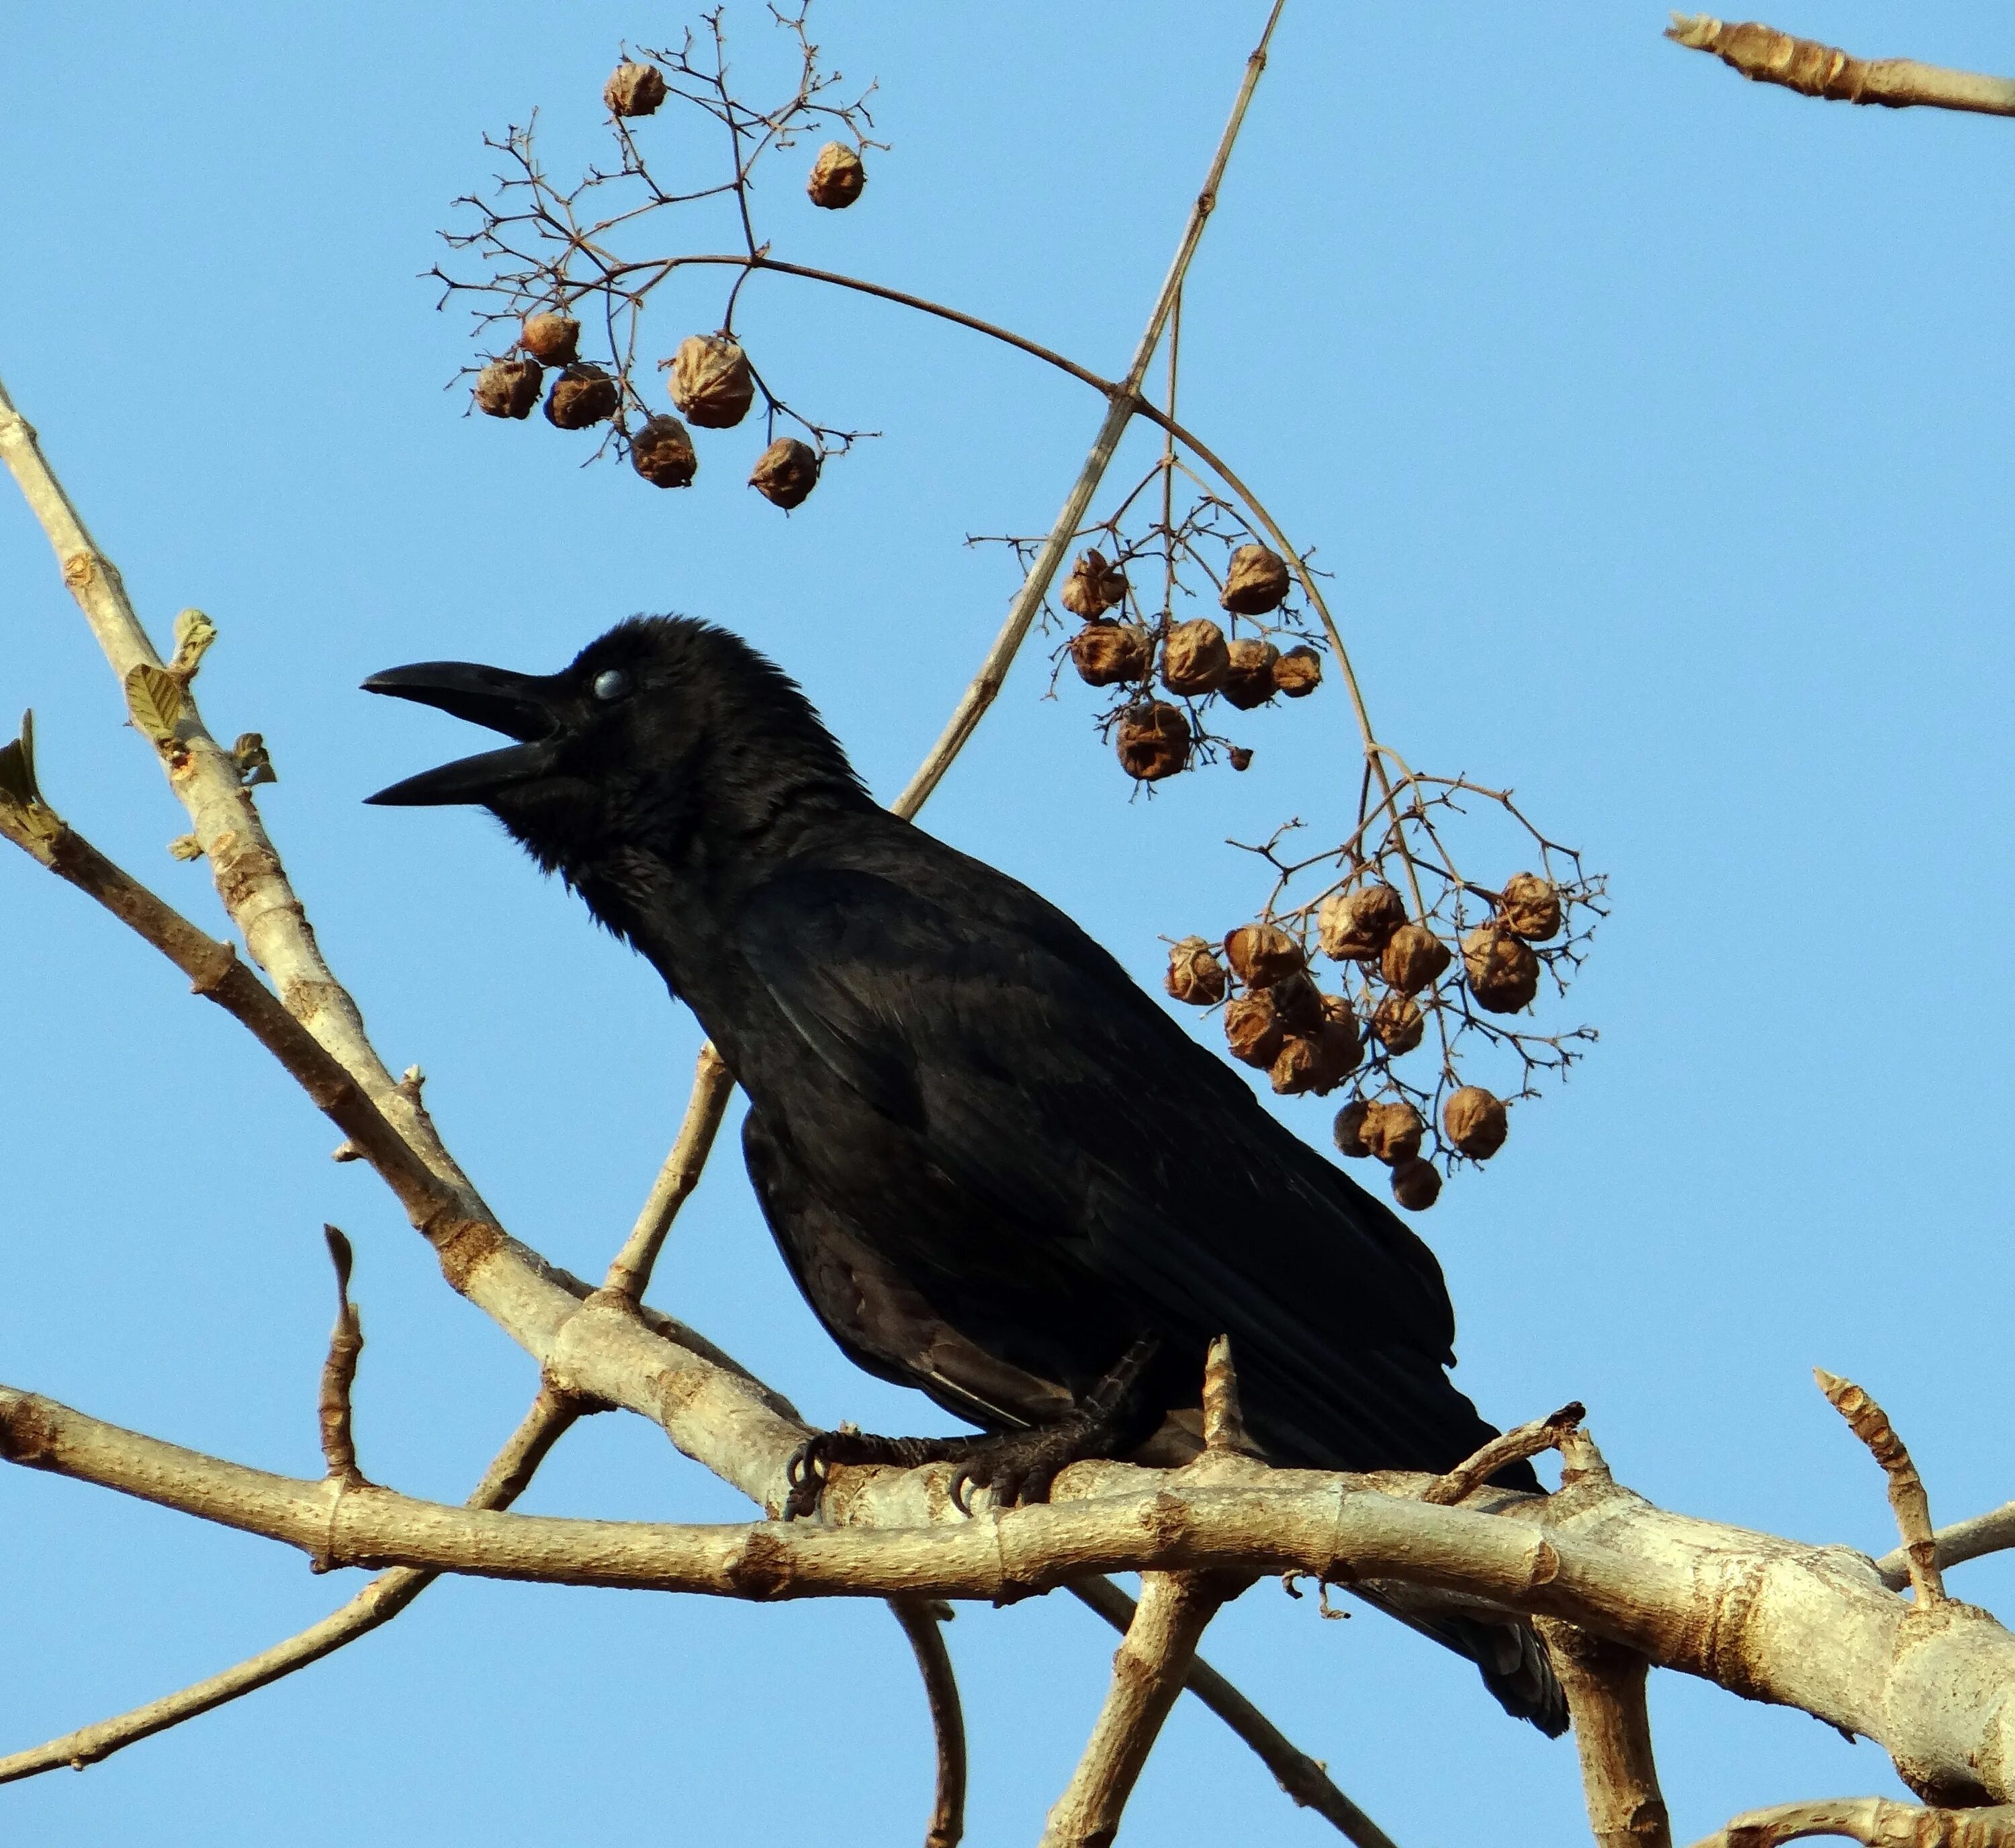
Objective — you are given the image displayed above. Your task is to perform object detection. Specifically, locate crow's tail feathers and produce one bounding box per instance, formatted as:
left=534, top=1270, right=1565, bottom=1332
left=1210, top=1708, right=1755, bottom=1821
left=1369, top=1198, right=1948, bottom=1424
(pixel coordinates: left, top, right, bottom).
left=1356, top=1587, right=1569, bottom=1736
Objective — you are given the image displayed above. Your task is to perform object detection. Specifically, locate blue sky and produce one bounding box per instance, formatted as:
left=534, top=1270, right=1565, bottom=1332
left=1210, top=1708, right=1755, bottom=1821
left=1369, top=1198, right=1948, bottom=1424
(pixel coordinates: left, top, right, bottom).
left=4, top=3, right=2014, bottom=1843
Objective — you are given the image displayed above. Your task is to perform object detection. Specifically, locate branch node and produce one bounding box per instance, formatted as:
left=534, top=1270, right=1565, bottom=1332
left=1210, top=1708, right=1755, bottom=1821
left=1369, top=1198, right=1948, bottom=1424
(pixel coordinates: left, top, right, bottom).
left=1423, top=1400, right=1584, bottom=1506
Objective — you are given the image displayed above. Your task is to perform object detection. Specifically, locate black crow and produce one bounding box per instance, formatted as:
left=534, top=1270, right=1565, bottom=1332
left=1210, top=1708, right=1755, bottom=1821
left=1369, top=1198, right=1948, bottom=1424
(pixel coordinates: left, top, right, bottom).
left=365, top=614, right=1564, bottom=1733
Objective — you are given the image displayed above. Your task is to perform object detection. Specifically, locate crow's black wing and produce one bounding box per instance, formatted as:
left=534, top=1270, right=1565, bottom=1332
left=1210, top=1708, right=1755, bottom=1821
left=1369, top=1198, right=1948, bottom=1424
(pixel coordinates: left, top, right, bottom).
left=735, top=852, right=1507, bottom=1474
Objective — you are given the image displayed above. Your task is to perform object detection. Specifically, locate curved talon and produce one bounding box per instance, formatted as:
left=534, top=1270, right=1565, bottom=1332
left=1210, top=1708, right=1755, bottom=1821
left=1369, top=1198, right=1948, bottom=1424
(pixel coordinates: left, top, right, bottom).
left=782, top=1437, right=830, bottom=1520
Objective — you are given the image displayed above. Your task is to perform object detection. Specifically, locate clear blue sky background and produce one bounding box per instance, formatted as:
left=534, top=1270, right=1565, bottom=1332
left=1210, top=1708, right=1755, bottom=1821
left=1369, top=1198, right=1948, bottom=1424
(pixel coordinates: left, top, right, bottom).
left=4, top=4, right=2013, bottom=1843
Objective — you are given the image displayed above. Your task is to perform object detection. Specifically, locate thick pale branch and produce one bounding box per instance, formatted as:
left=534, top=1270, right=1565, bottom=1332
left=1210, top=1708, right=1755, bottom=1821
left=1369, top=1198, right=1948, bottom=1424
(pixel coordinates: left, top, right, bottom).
left=1686, top=1797, right=2015, bottom=1847
left=0, top=1387, right=582, bottom=1784
left=13, top=1383, right=2015, bottom=1805
left=1666, top=15, right=2015, bottom=118
left=1537, top=1618, right=1671, bottom=1848
left=890, top=1598, right=967, bottom=1848
left=1041, top=1571, right=1241, bottom=1848
left=1067, top=1578, right=1398, bottom=1848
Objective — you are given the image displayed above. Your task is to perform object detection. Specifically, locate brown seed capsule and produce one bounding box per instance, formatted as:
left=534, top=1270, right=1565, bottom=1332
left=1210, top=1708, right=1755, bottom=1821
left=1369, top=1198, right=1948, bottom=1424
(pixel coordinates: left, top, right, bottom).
left=631, top=414, right=697, bottom=488
left=1273, top=645, right=1323, bottom=698
left=1318, top=883, right=1406, bottom=962
left=1501, top=872, right=1563, bottom=942
left=519, top=313, right=580, bottom=366
left=1312, top=997, right=1365, bottom=1088
left=750, top=437, right=819, bottom=508
left=1268, top=970, right=1325, bottom=1035
left=1333, top=1099, right=1372, bottom=1158
left=1061, top=549, right=1127, bottom=619
left=1216, top=637, right=1280, bottom=710
left=670, top=334, right=755, bottom=429
left=1071, top=622, right=1153, bottom=688
left=1443, top=1086, right=1509, bottom=1160
left=1380, top=922, right=1451, bottom=996
left=1360, top=1100, right=1425, bottom=1166
left=1115, top=701, right=1190, bottom=782
left=1222, top=992, right=1284, bottom=1069
left=1227, top=745, right=1254, bottom=772
left=1159, top=618, right=1230, bottom=697
left=807, top=140, right=866, bottom=209
left=1220, top=543, right=1292, bottom=615
left=604, top=60, right=668, bottom=117
left=1222, top=922, right=1304, bottom=988
left=1270, top=1029, right=1358, bottom=1097
left=1389, top=1156, right=1442, bottom=1211
left=472, top=358, right=543, bottom=420
left=1462, top=925, right=1541, bottom=1014
left=544, top=363, right=618, bottom=429
left=1164, top=936, right=1227, bottom=1007
left=1371, top=992, right=1425, bottom=1055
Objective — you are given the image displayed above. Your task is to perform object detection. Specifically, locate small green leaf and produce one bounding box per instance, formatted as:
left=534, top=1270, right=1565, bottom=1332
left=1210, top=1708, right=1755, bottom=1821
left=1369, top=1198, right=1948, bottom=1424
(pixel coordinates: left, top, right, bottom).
left=126, top=663, right=186, bottom=746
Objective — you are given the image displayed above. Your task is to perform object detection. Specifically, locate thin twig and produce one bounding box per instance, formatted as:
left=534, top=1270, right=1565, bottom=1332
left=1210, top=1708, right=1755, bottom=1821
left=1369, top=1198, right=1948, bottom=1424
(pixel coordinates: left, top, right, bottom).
left=889, top=1598, right=967, bottom=1848
left=1815, top=1371, right=1944, bottom=1605
left=1067, top=1578, right=1399, bottom=1848
left=0, top=1387, right=584, bottom=1784
left=1535, top=1619, right=1671, bottom=1848
left=600, top=1042, right=733, bottom=1301
left=1667, top=15, right=2015, bottom=118
left=891, top=0, right=1286, bottom=817
left=1040, top=1571, right=1243, bottom=1848
left=317, top=1227, right=365, bottom=1485
left=1686, top=1797, right=2015, bottom=1848
left=1421, top=1401, right=1584, bottom=1506
left=1876, top=1500, right=2015, bottom=1591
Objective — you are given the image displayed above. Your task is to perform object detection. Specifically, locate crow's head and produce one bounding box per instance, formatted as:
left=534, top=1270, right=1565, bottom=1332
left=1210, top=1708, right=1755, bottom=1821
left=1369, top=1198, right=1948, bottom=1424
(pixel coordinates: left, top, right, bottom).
left=364, top=615, right=867, bottom=886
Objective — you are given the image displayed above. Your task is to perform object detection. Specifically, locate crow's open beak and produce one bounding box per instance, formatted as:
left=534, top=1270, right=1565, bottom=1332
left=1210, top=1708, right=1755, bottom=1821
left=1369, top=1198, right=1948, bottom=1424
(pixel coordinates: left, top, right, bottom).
left=361, top=661, right=564, bottom=806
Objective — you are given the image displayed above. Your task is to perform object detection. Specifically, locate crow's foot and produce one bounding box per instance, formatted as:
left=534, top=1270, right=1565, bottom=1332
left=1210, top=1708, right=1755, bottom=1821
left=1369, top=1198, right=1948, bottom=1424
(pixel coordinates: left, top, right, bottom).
left=782, top=1428, right=991, bottom=1520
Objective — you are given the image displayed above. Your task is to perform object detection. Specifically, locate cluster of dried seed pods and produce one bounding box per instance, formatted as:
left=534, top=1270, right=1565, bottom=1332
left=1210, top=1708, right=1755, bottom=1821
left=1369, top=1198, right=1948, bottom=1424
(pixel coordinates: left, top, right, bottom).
left=1057, top=540, right=1323, bottom=784
left=1164, top=868, right=1570, bottom=1207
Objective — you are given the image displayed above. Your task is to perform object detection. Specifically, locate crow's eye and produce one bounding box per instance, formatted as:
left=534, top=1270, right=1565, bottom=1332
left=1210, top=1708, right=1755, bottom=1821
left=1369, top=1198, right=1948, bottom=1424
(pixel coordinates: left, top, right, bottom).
left=592, top=669, right=631, bottom=702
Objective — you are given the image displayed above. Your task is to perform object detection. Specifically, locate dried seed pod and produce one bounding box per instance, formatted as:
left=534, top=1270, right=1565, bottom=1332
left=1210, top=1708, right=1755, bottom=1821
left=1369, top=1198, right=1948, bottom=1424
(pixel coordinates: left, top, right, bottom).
left=1500, top=872, right=1563, bottom=942
left=1061, top=549, right=1128, bottom=619
left=670, top=334, right=755, bottom=429
left=750, top=437, right=819, bottom=508
left=519, top=313, right=580, bottom=366
left=1443, top=1086, right=1509, bottom=1160
left=1380, top=922, right=1451, bottom=996
left=1371, top=992, right=1425, bottom=1055
left=1222, top=992, right=1284, bottom=1069
left=604, top=60, right=668, bottom=116
left=472, top=358, right=543, bottom=420
left=544, top=363, right=618, bottom=429
left=1114, top=701, right=1190, bottom=782
left=1389, top=1156, right=1442, bottom=1212
left=1220, top=543, right=1292, bottom=615
left=1310, top=998, right=1365, bottom=1089
left=807, top=140, right=866, bottom=209
left=1318, top=883, right=1406, bottom=962
left=1071, top=622, right=1153, bottom=688
left=1462, top=925, right=1541, bottom=1014
left=1159, top=618, right=1230, bottom=697
left=1267, top=970, right=1325, bottom=1035
left=1273, top=645, right=1323, bottom=698
left=1218, top=638, right=1280, bottom=710
left=1227, top=745, right=1254, bottom=772
left=1270, top=1031, right=1358, bottom=1097
left=1222, top=922, right=1304, bottom=988
left=631, top=414, right=698, bottom=488
left=1360, top=1100, right=1425, bottom=1166
left=1333, top=1099, right=1372, bottom=1158
left=1164, top=936, right=1227, bottom=1007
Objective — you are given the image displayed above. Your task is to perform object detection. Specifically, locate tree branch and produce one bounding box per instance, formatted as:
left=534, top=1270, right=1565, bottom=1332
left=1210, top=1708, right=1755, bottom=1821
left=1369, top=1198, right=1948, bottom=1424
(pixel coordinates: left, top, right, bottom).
left=1816, top=1371, right=1944, bottom=1606
left=599, top=1042, right=733, bottom=1302
left=1686, top=1797, right=2015, bottom=1847
left=0, top=1386, right=584, bottom=1784
left=1041, top=1571, right=1243, bottom=1848
left=890, top=1598, right=967, bottom=1848
left=1666, top=15, right=2015, bottom=118
left=1067, top=1577, right=1399, bottom=1848
left=1537, top=1618, right=1671, bottom=1848
left=1877, top=1502, right=2015, bottom=1591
